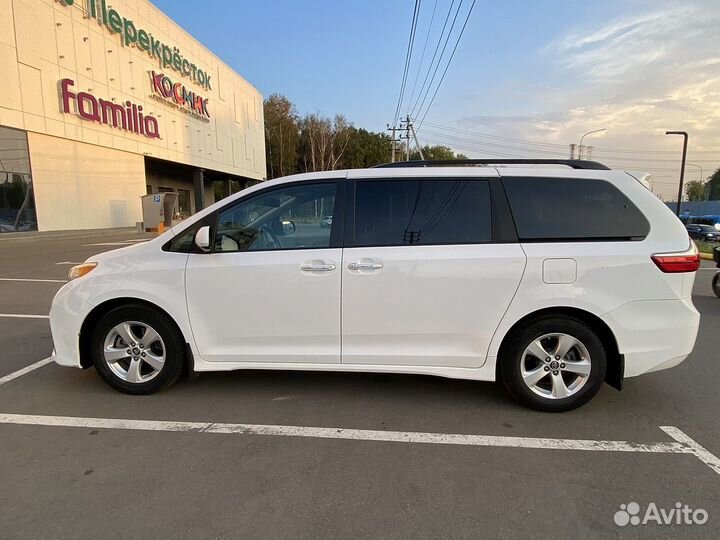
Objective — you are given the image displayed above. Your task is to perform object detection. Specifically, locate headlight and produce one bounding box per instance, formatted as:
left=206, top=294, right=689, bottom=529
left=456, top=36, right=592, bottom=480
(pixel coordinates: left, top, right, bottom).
left=68, top=262, right=98, bottom=280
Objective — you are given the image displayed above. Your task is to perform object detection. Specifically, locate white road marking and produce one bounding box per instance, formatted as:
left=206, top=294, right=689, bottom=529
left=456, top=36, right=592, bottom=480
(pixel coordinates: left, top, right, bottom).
left=0, top=357, right=53, bottom=386
left=0, top=413, right=717, bottom=476
left=82, top=240, right=148, bottom=247
left=55, top=261, right=81, bottom=265
left=660, top=426, right=720, bottom=476
left=0, top=314, right=49, bottom=319
left=0, top=277, right=67, bottom=283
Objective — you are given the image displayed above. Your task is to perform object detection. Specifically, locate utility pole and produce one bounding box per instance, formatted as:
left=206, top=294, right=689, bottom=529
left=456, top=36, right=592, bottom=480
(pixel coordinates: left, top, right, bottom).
left=387, top=124, right=398, bottom=162
left=408, top=116, right=425, bottom=160
left=400, top=116, right=410, bottom=161
left=398, top=115, right=423, bottom=161
left=666, top=131, right=689, bottom=216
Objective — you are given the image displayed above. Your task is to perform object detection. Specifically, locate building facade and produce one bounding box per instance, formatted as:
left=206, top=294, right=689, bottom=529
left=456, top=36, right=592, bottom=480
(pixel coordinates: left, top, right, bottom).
left=0, top=0, right=266, bottom=233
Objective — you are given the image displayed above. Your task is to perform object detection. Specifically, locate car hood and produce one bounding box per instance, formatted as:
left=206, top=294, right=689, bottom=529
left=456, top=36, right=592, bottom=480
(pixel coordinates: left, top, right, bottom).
left=82, top=233, right=172, bottom=264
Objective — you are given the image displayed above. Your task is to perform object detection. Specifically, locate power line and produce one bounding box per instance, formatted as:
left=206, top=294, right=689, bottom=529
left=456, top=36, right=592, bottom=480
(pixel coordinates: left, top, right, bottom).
left=423, top=122, right=720, bottom=162
left=407, top=0, right=439, bottom=113
left=409, top=0, right=460, bottom=118
left=416, top=0, right=477, bottom=129
left=393, top=0, right=423, bottom=128
left=594, top=146, right=720, bottom=154
left=420, top=128, right=568, bottom=156
left=423, top=121, right=574, bottom=149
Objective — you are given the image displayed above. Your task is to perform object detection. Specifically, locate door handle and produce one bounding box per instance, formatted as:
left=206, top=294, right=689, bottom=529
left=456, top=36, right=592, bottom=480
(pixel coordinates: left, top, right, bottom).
left=301, top=262, right=336, bottom=272
left=348, top=261, right=383, bottom=271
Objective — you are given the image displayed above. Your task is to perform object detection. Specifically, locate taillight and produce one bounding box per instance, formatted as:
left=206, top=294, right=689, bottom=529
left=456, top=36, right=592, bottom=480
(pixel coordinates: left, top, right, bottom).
left=651, top=244, right=700, bottom=273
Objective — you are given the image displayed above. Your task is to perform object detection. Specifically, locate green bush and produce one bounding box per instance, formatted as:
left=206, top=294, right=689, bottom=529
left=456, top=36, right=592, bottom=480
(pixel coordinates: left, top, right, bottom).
left=695, top=240, right=717, bottom=254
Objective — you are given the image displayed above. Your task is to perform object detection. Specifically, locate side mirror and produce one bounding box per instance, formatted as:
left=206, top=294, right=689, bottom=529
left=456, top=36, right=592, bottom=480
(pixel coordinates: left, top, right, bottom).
left=281, top=219, right=296, bottom=235
left=194, top=226, right=211, bottom=252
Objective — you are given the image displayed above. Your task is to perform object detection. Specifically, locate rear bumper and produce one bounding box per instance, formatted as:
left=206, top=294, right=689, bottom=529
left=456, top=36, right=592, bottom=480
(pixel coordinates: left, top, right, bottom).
left=602, top=297, right=700, bottom=378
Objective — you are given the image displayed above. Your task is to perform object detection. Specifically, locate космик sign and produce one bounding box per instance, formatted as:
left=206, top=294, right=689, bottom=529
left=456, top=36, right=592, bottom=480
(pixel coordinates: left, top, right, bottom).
left=57, top=0, right=212, bottom=90
left=150, top=72, right=210, bottom=122
left=60, top=79, right=161, bottom=139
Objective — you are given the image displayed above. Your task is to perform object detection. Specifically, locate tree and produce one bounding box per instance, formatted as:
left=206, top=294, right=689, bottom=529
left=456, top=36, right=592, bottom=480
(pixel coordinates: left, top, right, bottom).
left=298, top=114, right=352, bottom=172
left=708, top=167, right=720, bottom=200
left=410, top=145, right=468, bottom=161
left=340, top=128, right=393, bottom=168
left=263, top=94, right=300, bottom=179
left=684, top=180, right=707, bottom=202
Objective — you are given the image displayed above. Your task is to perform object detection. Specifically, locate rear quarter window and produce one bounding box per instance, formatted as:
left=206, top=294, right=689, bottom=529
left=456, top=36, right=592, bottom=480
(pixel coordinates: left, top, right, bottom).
left=503, top=177, right=650, bottom=241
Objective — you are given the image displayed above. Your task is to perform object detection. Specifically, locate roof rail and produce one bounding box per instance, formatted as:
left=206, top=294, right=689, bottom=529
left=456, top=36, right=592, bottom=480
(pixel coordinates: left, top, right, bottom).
left=373, top=159, right=611, bottom=170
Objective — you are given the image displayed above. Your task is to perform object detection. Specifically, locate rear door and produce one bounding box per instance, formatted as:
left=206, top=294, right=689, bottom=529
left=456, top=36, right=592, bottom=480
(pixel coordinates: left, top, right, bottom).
left=341, top=170, right=526, bottom=368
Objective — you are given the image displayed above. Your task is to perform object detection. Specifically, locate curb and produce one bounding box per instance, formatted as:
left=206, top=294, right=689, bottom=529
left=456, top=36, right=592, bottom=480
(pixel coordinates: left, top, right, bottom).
left=0, top=228, right=155, bottom=244
left=700, top=252, right=713, bottom=261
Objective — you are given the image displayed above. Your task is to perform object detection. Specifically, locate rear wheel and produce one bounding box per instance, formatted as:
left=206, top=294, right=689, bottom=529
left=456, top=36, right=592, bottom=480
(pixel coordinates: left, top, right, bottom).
left=500, top=316, right=606, bottom=412
left=712, top=272, right=720, bottom=298
left=90, top=304, right=185, bottom=394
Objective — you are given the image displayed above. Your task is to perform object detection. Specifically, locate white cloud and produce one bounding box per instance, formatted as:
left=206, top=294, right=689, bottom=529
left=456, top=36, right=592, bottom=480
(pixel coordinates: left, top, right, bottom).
left=449, top=1, right=720, bottom=199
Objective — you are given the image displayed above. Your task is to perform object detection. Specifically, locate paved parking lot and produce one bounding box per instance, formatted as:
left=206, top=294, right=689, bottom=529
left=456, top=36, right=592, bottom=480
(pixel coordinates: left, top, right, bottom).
left=1, top=232, right=719, bottom=539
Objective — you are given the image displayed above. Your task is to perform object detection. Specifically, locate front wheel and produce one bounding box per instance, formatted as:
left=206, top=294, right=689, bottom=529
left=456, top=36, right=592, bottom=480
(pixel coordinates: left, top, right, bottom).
left=90, top=304, right=185, bottom=394
left=500, top=316, right=607, bottom=412
left=712, top=272, right=720, bottom=298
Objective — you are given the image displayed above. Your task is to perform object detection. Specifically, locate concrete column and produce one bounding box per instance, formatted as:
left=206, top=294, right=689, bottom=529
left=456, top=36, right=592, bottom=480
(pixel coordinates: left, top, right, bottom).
left=193, top=169, right=205, bottom=212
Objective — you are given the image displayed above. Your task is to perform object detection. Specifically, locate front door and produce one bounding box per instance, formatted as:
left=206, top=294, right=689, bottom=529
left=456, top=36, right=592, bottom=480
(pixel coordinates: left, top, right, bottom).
left=341, top=174, right=526, bottom=368
left=185, top=180, right=343, bottom=364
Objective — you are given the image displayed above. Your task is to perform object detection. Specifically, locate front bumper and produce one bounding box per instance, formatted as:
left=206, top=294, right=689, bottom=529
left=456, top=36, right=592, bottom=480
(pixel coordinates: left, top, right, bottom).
left=602, top=297, right=700, bottom=378
left=49, top=281, right=95, bottom=368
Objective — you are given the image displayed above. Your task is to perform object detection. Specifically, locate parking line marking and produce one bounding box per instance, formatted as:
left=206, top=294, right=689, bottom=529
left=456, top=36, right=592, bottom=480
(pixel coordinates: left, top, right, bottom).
left=1, top=412, right=716, bottom=460
left=0, top=314, right=49, bottom=319
left=82, top=240, right=148, bottom=247
left=660, top=426, right=720, bottom=476
left=55, top=262, right=81, bottom=265
left=0, top=278, right=67, bottom=283
left=0, top=357, right=53, bottom=387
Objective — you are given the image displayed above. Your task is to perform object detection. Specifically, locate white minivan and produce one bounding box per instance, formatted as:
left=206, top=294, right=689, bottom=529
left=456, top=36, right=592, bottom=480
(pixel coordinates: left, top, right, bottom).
left=50, top=160, right=700, bottom=411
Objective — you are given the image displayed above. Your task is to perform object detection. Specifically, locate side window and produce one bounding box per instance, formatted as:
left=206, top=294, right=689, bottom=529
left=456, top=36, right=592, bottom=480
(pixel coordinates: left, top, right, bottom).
left=215, top=182, right=337, bottom=252
left=354, top=179, right=491, bottom=247
left=503, top=177, right=650, bottom=241
left=165, top=227, right=196, bottom=253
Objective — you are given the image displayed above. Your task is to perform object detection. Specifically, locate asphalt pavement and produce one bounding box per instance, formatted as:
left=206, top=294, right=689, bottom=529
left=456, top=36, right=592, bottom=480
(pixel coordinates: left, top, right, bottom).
left=0, top=232, right=718, bottom=540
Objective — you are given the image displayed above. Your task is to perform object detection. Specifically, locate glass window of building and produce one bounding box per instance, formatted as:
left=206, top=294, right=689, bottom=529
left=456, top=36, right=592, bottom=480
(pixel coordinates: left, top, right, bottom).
left=0, top=127, right=35, bottom=233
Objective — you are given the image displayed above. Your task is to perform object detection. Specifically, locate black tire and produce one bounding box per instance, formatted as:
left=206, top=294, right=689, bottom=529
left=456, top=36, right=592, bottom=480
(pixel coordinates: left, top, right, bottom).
left=713, top=273, right=720, bottom=299
left=500, top=316, right=607, bottom=412
left=90, top=304, right=185, bottom=395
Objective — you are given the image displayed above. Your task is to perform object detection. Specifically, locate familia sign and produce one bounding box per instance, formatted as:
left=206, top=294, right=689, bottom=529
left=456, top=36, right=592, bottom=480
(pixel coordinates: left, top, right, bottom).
left=57, top=0, right=212, bottom=91
left=149, top=72, right=210, bottom=122
left=60, top=79, right=161, bottom=139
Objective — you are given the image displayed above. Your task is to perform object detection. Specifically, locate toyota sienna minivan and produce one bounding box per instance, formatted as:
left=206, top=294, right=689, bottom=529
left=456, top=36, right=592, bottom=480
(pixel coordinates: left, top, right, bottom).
left=50, top=159, right=700, bottom=411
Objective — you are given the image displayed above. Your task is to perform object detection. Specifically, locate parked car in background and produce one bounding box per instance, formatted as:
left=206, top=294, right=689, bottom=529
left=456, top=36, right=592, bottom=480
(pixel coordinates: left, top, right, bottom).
left=686, top=224, right=720, bottom=242
left=50, top=159, right=700, bottom=412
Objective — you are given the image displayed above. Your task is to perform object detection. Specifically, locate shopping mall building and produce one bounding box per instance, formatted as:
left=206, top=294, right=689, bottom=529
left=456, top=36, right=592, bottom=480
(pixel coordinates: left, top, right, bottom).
left=0, top=0, right=266, bottom=233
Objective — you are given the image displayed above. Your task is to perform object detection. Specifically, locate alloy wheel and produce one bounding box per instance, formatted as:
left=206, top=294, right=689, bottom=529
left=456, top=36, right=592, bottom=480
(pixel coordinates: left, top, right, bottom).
left=102, top=321, right=166, bottom=383
left=520, top=333, right=592, bottom=399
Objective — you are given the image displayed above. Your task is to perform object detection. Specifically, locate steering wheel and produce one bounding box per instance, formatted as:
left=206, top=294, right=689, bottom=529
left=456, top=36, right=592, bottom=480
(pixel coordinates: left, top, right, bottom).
left=257, top=224, right=282, bottom=250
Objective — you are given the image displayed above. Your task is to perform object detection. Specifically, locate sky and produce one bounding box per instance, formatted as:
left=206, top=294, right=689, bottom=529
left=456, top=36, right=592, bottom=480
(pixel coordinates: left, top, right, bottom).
left=152, top=0, right=720, bottom=200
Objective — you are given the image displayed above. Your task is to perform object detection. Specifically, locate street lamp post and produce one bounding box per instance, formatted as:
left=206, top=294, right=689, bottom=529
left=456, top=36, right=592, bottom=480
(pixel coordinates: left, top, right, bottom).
left=685, top=163, right=704, bottom=202
left=578, top=129, right=606, bottom=159
left=665, top=131, right=689, bottom=216
left=685, top=163, right=703, bottom=182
